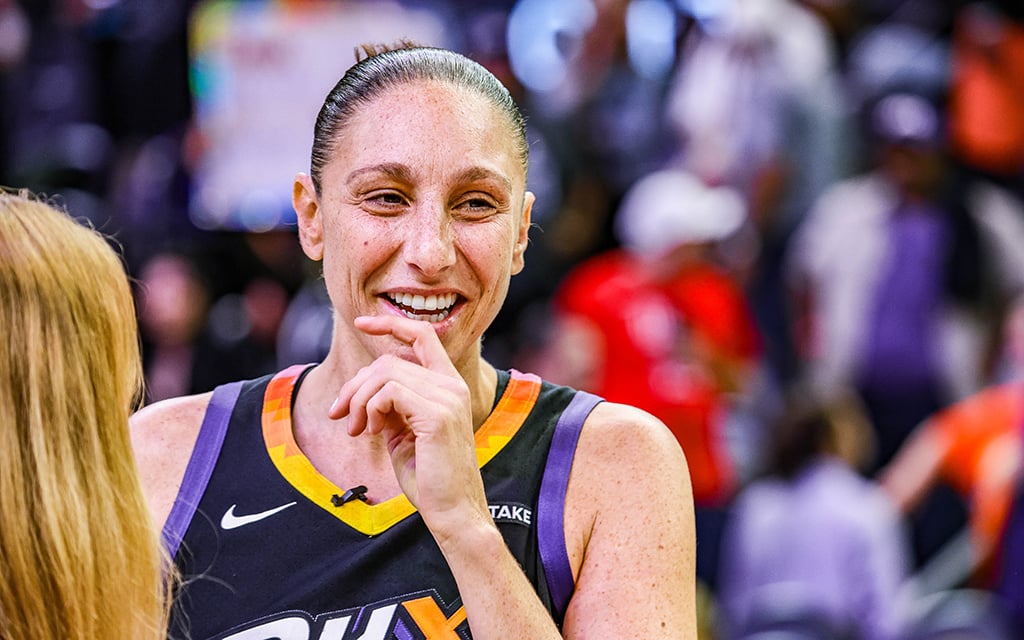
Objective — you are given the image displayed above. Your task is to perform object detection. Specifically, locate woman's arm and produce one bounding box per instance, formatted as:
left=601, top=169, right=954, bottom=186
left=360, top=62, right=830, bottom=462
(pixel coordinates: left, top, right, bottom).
left=429, top=402, right=698, bottom=639
left=562, top=401, right=697, bottom=638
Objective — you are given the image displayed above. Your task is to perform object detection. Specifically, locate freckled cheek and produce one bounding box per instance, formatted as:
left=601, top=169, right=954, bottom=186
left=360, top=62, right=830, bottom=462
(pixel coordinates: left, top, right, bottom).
left=459, top=219, right=516, bottom=254
left=461, top=236, right=518, bottom=297
left=456, top=228, right=504, bottom=263
left=333, top=217, right=392, bottom=253
left=321, top=220, right=386, bottom=281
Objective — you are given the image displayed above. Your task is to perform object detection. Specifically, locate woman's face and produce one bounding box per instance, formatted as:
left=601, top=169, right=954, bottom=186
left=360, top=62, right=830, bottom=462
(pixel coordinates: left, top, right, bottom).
left=295, top=80, right=533, bottom=370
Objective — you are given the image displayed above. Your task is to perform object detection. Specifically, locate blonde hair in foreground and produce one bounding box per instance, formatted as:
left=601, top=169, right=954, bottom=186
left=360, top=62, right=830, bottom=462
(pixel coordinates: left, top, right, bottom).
left=0, top=190, right=169, bottom=639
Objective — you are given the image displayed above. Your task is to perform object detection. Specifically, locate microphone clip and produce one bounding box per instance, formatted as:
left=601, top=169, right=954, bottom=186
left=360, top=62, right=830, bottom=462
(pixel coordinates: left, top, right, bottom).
left=332, top=485, right=368, bottom=507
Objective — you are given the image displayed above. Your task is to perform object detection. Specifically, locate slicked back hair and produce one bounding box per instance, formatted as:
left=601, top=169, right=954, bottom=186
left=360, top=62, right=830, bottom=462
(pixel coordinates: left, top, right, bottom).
left=309, top=43, right=529, bottom=194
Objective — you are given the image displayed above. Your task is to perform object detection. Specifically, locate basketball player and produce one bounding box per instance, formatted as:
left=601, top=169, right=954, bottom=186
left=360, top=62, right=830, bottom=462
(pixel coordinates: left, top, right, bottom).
left=132, top=43, right=697, bottom=640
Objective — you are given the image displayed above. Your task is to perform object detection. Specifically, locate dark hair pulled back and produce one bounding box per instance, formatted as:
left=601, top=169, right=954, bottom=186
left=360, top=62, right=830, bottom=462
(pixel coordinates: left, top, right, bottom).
left=309, top=43, right=529, bottom=194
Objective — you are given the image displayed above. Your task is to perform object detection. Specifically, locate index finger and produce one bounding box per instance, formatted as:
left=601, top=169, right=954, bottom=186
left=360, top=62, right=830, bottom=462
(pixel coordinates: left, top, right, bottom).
left=354, top=315, right=459, bottom=375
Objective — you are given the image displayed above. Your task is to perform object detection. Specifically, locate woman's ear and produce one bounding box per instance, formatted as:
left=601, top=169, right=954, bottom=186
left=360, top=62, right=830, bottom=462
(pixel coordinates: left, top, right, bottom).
left=511, top=191, right=534, bottom=275
left=293, top=173, right=324, bottom=261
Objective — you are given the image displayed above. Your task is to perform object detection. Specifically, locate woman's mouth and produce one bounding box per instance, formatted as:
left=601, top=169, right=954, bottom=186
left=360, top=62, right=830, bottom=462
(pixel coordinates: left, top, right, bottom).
left=385, top=292, right=458, bottom=323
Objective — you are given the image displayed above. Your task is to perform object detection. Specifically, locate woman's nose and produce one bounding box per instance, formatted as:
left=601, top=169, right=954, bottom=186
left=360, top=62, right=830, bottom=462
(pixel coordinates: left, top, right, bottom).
left=403, top=205, right=457, bottom=276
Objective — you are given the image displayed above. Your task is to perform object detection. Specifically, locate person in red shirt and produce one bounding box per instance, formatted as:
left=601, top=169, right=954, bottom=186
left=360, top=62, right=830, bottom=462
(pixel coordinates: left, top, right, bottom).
left=543, top=168, right=762, bottom=508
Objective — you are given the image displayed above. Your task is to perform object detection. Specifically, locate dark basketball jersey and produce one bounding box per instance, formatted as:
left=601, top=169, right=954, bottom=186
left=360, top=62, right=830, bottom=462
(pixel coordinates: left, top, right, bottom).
left=164, top=365, right=600, bottom=640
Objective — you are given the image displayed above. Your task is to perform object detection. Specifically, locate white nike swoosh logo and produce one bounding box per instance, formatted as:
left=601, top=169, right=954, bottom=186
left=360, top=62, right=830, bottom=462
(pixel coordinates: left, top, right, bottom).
left=221, top=502, right=297, bottom=530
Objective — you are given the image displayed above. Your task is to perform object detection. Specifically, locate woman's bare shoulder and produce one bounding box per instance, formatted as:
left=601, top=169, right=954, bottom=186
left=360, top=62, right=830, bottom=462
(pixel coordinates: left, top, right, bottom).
left=579, top=401, right=687, bottom=464
left=130, top=392, right=215, bottom=526
left=564, top=398, right=692, bottom=547
left=132, top=392, right=213, bottom=430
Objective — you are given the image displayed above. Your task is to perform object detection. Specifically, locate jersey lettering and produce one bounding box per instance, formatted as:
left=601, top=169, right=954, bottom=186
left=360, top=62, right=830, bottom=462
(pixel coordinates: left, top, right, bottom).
left=217, top=594, right=466, bottom=640
left=487, top=502, right=532, bottom=526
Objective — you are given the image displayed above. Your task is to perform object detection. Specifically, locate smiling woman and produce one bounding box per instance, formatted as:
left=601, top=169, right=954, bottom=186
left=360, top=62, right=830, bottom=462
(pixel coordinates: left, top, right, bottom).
left=131, top=43, right=697, bottom=640
left=293, top=75, right=531, bottom=374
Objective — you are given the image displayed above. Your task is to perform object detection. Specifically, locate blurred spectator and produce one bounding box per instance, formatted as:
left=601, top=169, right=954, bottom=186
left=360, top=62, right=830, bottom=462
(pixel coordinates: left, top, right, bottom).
left=538, top=168, right=762, bottom=589
left=786, top=88, right=1024, bottom=473
left=880, top=376, right=1024, bottom=590
left=949, top=2, right=1024, bottom=193
left=136, top=249, right=283, bottom=403
left=668, top=0, right=843, bottom=224
left=137, top=251, right=212, bottom=402
left=557, top=0, right=680, bottom=199
left=542, top=168, right=757, bottom=504
left=666, top=0, right=848, bottom=385
left=717, top=385, right=914, bottom=640
left=843, top=18, right=951, bottom=125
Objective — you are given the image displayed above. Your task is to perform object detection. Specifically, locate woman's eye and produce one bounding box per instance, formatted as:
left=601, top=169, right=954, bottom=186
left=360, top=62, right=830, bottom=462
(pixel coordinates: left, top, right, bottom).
left=456, top=197, right=497, bottom=218
left=364, top=191, right=407, bottom=212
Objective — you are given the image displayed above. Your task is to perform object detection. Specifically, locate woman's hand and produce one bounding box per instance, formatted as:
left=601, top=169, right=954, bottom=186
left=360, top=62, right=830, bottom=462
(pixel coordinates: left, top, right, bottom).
left=328, top=315, right=489, bottom=536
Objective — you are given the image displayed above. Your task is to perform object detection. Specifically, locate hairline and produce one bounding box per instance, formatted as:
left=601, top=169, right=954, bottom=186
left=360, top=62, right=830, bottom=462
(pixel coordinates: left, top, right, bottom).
left=310, top=47, right=529, bottom=196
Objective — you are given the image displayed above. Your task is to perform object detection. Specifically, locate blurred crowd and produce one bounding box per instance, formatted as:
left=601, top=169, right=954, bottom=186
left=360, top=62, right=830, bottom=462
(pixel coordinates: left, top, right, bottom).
left=4, top=0, right=1024, bottom=637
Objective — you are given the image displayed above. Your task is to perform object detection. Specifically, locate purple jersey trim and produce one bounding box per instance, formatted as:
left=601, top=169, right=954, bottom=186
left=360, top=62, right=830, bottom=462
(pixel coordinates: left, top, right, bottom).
left=161, top=380, right=244, bottom=558
left=538, top=390, right=602, bottom=624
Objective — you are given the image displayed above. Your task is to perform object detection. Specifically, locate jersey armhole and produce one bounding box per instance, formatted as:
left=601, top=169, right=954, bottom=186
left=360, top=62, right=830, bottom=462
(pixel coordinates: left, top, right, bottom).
left=161, top=380, right=244, bottom=558
left=537, top=390, right=603, bottom=626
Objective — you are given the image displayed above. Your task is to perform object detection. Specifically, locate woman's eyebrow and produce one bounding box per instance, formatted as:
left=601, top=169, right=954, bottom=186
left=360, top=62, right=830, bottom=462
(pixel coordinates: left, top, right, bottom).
left=345, top=164, right=513, bottom=194
left=345, top=163, right=413, bottom=186
left=452, top=167, right=512, bottom=192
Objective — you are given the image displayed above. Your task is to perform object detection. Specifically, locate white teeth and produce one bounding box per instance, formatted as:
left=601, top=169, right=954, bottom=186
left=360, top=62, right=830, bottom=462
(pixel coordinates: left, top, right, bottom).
left=387, top=292, right=456, bottom=321
left=398, top=309, right=450, bottom=323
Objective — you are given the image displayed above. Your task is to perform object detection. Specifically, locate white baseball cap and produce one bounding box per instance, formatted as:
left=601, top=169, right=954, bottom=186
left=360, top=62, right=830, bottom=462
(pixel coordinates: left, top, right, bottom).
left=614, top=169, right=746, bottom=256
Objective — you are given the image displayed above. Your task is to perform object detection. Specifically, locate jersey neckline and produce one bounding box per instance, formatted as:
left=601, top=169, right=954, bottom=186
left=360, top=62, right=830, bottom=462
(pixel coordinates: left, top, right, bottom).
left=260, top=364, right=542, bottom=535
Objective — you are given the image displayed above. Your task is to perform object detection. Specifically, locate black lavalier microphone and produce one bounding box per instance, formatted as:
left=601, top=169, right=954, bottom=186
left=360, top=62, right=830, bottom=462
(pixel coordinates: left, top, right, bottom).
left=332, top=485, right=369, bottom=507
